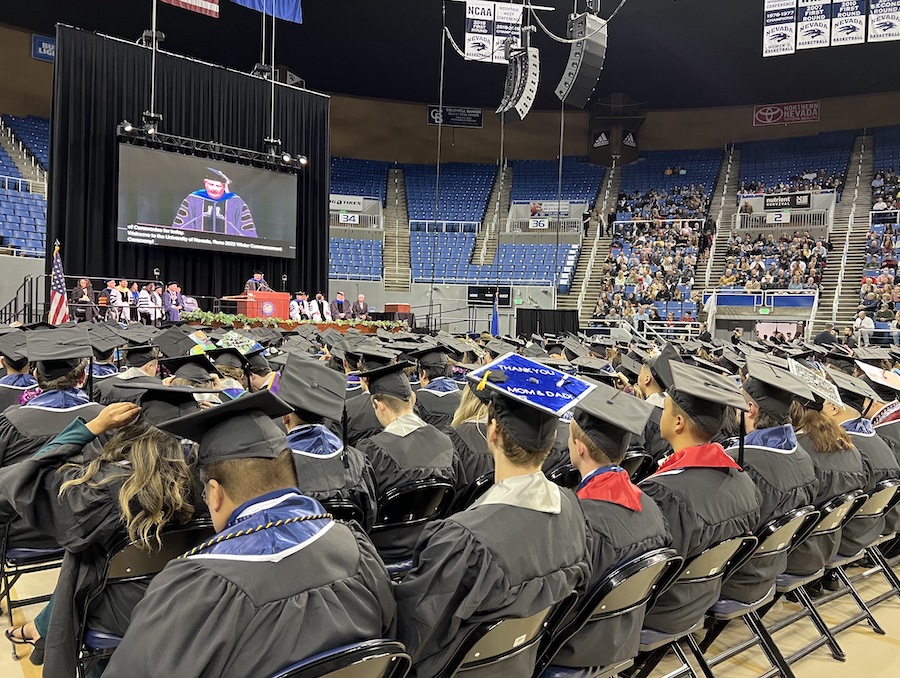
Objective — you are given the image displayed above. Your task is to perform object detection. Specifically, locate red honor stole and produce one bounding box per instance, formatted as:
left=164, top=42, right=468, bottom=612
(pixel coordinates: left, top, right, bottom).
left=654, top=443, right=742, bottom=475
left=577, top=469, right=644, bottom=511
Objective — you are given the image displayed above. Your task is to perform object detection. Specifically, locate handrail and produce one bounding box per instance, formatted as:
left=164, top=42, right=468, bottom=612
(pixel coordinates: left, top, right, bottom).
left=705, top=142, right=735, bottom=288
left=832, top=132, right=867, bottom=324
left=576, top=158, right=617, bottom=314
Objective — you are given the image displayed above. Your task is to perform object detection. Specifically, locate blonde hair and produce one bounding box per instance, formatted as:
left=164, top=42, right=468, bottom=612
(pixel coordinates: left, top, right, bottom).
left=790, top=401, right=853, bottom=453
left=451, top=385, right=489, bottom=428
left=60, top=418, right=196, bottom=551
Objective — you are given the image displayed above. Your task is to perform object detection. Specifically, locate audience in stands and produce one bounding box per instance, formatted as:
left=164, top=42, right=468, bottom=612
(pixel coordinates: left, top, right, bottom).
left=721, top=231, right=826, bottom=291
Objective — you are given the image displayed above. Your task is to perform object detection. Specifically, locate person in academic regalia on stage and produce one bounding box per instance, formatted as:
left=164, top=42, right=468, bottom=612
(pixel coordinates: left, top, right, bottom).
left=104, top=391, right=396, bottom=678
left=278, top=354, right=378, bottom=531
left=356, top=360, right=461, bottom=563
left=0, top=386, right=203, bottom=675
left=172, top=167, right=257, bottom=237
left=0, top=328, right=104, bottom=468
left=639, top=361, right=761, bottom=634
left=552, top=381, right=671, bottom=669
left=0, top=331, right=36, bottom=411
left=719, top=358, right=818, bottom=604
left=244, top=269, right=273, bottom=293
left=162, top=282, right=185, bottom=322
left=409, top=345, right=462, bottom=431
left=395, top=359, right=592, bottom=678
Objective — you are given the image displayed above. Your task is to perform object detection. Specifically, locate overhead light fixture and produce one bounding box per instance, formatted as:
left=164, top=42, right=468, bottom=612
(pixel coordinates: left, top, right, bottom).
left=296, top=155, right=308, bottom=166
left=142, top=111, right=163, bottom=136
left=281, top=151, right=293, bottom=164
left=264, top=136, right=282, bottom=157
left=116, top=119, right=135, bottom=135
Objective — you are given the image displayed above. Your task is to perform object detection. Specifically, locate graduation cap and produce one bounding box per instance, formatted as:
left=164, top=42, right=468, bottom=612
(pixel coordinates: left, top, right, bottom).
left=0, top=331, right=28, bottom=369
left=718, top=350, right=746, bottom=375
left=743, top=357, right=814, bottom=423
left=648, top=343, right=682, bottom=391
left=573, top=380, right=656, bottom=460
left=618, top=354, right=643, bottom=380
left=246, top=349, right=272, bottom=373
left=486, top=338, right=517, bottom=358
left=855, top=361, right=900, bottom=402
left=206, top=167, right=231, bottom=186
left=117, top=383, right=213, bottom=429
left=21, top=322, right=56, bottom=332
left=523, top=343, right=550, bottom=359
left=277, top=353, right=346, bottom=422
left=787, top=358, right=843, bottom=411
left=206, top=347, right=250, bottom=371
left=158, top=390, right=292, bottom=465
left=667, top=361, right=749, bottom=438
left=116, top=324, right=159, bottom=344
left=682, top=354, right=731, bottom=376
left=467, top=353, right=595, bottom=454
left=826, top=367, right=879, bottom=412
left=155, top=327, right=197, bottom=359
left=534, top=356, right=578, bottom=373
left=354, top=343, right=399, bottom=371
left=408, top=344, right=455, bottom=368
left=160, top=354, right=221, bottom=384
left=26, top=327, right=92, bottom=380
left=359, top=361, right=413, bottom=400
left=853, top=347, right=893, bottom=365
left=88, top=326, right=124, bottom=361
left=571, top=356, right=615, bottom=378
left=561, top=337, right=588, bottom=360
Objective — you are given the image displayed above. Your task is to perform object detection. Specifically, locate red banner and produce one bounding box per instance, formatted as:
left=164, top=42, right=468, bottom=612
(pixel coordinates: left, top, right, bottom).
left=752, top=100, right=820, bottom=126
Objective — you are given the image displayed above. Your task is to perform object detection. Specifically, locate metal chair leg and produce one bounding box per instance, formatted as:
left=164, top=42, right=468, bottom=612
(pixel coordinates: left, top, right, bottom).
left=795, top=584, right=846, bottom=661
left=867, top=545, right=900, bottom=599
left=681, top=633, right=714, bottom=678
left=834, top=566, right=885, bottom=634
left=697, top=619, right=728, bottom=653
left=745, top=611, right=796, bottom=678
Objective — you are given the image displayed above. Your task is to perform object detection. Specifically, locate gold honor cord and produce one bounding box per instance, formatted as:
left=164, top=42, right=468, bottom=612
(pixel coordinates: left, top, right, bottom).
left=178, top=513, right=333, bottom=559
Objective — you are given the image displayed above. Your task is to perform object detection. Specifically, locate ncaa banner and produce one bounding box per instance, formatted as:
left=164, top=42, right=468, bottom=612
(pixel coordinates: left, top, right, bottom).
left=797, top=0, right=832, bottom=48
left=832, top=0, right=867, bottom=44
left=492, top=2, right=524, bottom=64
left=465, top=1, right=523, bottom=64
left=764, top=0, right=798, bottom=56
left=869, top=0, right=900, bottom=42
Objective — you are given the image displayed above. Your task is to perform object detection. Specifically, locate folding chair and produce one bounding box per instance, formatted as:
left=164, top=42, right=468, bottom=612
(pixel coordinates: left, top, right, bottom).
left=370, top=479, right=455, bottom=580
left=448, top=472, right=494, bottom=514
left=320, top=499, right=366, bottom=529
left=0, top=519, right=64, bottom=659
left=431, top=596, right=577, bottom=678
left=533, top=548, right=682, bottom=678
left=694, top=505, right=821, bottom=678
left=268, top=639, right=412, bottom=678
left=547, top=464, right=581, bottom=490
left=846, top=478, right=900, bottom=610
left=626, top=534, right=758, bottom=678
left=76, top=521, right=216, bottom=677
left=620, top=451, right=655, bottom=484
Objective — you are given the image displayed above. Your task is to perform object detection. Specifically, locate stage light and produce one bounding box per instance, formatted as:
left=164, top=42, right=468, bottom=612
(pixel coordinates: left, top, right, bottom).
left=263, top=136, right=282, bottom=157
left=281, top=151, right=293, bottom=164
left=123, top=120, right=133, bottom=133
left=297, top=155, right=308, bottom=166
left=142, top=111, right=163, bottom=136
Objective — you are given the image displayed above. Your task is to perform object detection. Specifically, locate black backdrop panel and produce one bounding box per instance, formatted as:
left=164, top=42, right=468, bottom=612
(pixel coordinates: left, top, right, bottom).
left=48, top=26, right=329, bottom=299
left=516, top=308, right=579, bottom=337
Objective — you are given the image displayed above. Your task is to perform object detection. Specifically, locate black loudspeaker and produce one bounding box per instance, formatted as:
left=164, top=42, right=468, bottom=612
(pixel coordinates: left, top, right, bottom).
left=496, top=46, right=540, bottom=122
left=555, top=13, right=608, bottom=109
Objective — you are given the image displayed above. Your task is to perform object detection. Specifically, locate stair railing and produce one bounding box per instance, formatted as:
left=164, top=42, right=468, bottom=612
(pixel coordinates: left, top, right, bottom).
left=576, top=158, right=617, bottom=314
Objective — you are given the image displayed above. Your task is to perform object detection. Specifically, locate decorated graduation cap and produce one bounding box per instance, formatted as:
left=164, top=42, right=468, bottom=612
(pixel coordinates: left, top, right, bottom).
left=160, top=354, right=221, bottom=384
left=0, top=331, right=28, bottom=370
left=855, top=360, right=900, bottom=403
left=26, top=327, right=92, bottom=380
left=158, top=390, right=292, bottom=465
left=648, top=343, right=682, bottom=390
left=467, top=353, right=594, bottom=454
left=277, top=353, right=346, bottom=422
left=826, top=367, right=879, bottom=413
left=117, top=383, right=213, bottom=428
left=667, top=360, right=749, bottom=439
left=743, top=357, right=814, bottom=424
left=359, top=361, right=413, bottom=400
left=573, top=379, right=656, bottom=460
left=787, top=358, right=843, bottom=411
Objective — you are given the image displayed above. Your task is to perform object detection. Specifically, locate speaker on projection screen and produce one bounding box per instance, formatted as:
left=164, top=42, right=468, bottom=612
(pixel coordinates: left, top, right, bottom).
left=555, top=13, right=608, bottom=109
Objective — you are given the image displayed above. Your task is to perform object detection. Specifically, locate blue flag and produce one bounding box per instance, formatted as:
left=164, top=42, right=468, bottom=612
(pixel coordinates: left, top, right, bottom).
left=490, top=290, right=499, bottom=336
left=232, top=0, right=302, bottom=23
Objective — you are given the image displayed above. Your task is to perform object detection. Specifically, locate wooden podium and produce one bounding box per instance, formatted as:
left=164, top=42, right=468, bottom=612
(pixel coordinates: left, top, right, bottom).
left=230, top=292, right=290, bottom=319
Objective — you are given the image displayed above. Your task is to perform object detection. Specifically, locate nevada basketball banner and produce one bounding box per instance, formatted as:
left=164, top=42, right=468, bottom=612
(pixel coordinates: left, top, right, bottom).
left=464, top=1, right=524, bottom=64
left=763, top=0, right=798, bottom=56
left=831, top=0, right=866, bottom=44
left=797, top=0, right=831, bottom=49
left=868, top=0, right=900, bottom=42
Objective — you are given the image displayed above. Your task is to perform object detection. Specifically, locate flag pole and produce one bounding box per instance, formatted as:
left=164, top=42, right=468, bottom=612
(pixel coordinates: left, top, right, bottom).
left=270, top=1, right=277, bottom=142
left=150, top=0, right=159, bottom=116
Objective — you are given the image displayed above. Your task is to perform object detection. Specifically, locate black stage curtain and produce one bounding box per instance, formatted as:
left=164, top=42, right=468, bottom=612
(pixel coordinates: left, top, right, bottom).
left=516, top=308, right=579, bottom=338
left=48, top=26, right=329, bottom=299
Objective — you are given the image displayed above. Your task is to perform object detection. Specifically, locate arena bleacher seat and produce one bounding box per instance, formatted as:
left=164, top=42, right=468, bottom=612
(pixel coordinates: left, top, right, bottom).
left=2, top=114, right=50, bottom=170
left=0, top=146, right=22, bottom=181
left=871, top=126, right=900, bottom=212
left=404, top=163, right=496, bottom=226
left=738, top=130, right=855, bottom=195
left=330, top=157, right=391, bottom=206
left=409, top=232, right=578, bottom=290
left=510, top=156, right=605, bottom=204
left=0, top=186, right=46, bottom=257
left=328, top=236, right=383, bottom=281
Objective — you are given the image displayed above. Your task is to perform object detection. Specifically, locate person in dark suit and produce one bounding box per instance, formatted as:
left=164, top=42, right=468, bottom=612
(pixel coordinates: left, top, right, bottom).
left=330, top=291, right=350, bottom=321
left=351, top=293, right=370, bottom=320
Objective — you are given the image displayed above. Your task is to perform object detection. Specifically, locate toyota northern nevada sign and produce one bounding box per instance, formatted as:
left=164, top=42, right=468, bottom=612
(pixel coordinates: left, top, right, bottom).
left=753, top=100, right=821, bottom=126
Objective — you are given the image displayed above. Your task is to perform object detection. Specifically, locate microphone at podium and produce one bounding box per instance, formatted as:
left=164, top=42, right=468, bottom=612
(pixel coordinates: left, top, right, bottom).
left=244, top=270, right=273, bottom=293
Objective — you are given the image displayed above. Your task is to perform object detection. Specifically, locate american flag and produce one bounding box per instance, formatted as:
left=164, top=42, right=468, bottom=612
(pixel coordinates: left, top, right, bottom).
left=161, top=0, right=220, bottom=18
left=48, top=242, right=70, bottom=325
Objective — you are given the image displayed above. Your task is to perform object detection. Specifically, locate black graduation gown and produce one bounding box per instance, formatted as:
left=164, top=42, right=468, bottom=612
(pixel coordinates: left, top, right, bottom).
left=0, top=382, right=31, bottom=412
left=288, top=435, right=378, bottom=532
left=554, top=481, right=670, bottom=668
left=104, top=516, right=397, bottom=678
left=345, top=391, right=384, bottom=447
left=359, top=419, right=461, bottom=562
left=395, top=477, right=592, bottom=678
left=873, top=415, right=900, bottom=532
left=786, top=435, right=867, bottom=575
left=640, top=406, right=672, bottom=464
left=94, top=374, right=162, bottom=405
left=721, top=430, right=818, bottom=603
left=449, top=419, right=493, bottom=486
left=0, top=399, right=104, bottom=467
left=0, top=421, right=147, bottom=678
left=414, top=386, right=462, bottom=431
left=542, top=419, right=574, bottom=477
left=640, top=454, right=761, bottom=633
left=840, top=425, right=900, bottom=555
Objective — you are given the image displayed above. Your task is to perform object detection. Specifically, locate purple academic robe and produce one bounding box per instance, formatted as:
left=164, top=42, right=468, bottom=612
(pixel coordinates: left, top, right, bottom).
left=173, top=191, right=257, bottom=237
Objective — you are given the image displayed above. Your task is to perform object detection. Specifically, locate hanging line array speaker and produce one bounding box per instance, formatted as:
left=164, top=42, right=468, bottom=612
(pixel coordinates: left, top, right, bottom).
left=555, top=13, right=608, bottom=109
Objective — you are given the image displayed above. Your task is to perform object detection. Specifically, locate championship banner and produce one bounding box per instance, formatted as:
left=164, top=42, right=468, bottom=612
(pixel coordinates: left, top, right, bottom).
left=753, top=100, right=820, bottom=126
left=763, top=0, right=798, bottom=56
left=868, top=0, right=900, bottom=42
left=797, top=0, right=832, bottom=48
left=831, top=0, right=866, bottom=44
left=465, top=1, right=524, bottom=64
